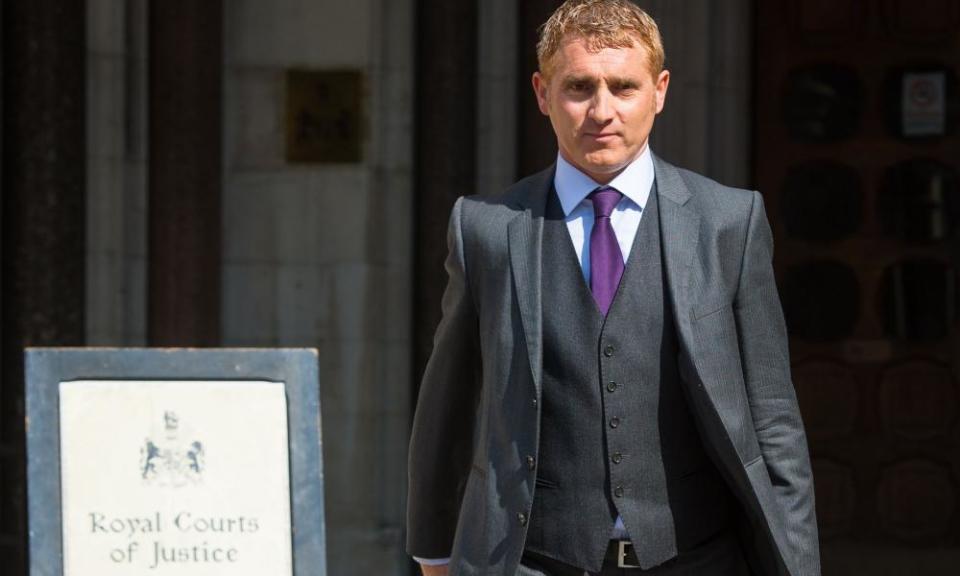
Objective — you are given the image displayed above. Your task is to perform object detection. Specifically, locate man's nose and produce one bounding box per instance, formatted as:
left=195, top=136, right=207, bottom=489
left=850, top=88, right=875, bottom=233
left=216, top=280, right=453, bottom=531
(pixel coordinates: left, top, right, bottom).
left=588, top=88, right=614, bottom=123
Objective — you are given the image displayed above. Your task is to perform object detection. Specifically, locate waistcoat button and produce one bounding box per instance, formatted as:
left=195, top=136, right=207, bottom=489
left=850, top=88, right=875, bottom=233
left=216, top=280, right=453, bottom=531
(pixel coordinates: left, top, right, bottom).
left=612, top=452, right=623, bottom=464
left=603, top=345, right=615, bottom=357
left=614, top=485, right=624, bottom=498
left=526, top=455, right=536, bottom=470
left=518, top=512, right=528, bottom=526
left=609, top=417, right=620, bottom=428
left=606, top=381, right=617, bottom=392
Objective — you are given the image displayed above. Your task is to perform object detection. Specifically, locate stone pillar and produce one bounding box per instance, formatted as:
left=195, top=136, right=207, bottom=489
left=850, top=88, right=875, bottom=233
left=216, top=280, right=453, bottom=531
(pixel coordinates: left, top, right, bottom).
left=517, top=0, right=562, bottom=177
left=86, top=0, right=150, bottom=346
left=636, top=0, right=753, bottom=187
left=147, top=0, right=222, bottom=345
left=477, top=0, right=519, bottom=194
left=1, top=1, right=87, bottom=572
left=413, top=0, right=478, bottom=386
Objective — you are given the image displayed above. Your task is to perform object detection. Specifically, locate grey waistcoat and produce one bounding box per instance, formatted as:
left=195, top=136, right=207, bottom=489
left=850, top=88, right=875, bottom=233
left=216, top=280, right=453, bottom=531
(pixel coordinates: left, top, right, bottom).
left=524, top=185, right=735, bottom=572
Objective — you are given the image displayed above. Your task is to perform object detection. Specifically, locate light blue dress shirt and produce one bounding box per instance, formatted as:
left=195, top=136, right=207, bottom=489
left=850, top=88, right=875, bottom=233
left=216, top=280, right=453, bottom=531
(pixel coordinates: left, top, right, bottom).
left=415, top=147, right=655, bottom=566
left=554, top=145, right=653, bottom=282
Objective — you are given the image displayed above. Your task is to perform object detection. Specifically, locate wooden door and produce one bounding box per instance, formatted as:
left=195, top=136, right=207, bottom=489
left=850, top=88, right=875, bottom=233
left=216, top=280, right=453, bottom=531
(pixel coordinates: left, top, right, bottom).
left=756, top=1, right=960, bottom=573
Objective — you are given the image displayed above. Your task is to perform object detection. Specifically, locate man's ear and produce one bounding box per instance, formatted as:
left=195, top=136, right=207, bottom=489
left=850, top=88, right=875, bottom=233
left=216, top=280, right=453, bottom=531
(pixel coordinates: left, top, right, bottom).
left=654, top=69, right=670, bottom=114
left=532, top=71, right=550, bottom=116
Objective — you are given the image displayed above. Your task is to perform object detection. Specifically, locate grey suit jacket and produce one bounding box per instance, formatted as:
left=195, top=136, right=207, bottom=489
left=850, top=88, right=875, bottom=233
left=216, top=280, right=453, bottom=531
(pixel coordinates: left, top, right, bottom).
left=407, top=155, right=820, bottom=576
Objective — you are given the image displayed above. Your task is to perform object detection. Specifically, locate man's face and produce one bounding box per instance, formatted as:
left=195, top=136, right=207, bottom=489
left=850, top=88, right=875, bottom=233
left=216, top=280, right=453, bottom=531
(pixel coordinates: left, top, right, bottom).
left=532, top=37, right=669, bottom=184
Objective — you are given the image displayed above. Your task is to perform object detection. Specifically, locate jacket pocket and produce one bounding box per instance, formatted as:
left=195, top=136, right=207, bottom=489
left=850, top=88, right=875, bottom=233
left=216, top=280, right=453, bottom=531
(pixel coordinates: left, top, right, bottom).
left=534, top=475, right=559, bottom=489
left=691, top=298, right=732, bottom=322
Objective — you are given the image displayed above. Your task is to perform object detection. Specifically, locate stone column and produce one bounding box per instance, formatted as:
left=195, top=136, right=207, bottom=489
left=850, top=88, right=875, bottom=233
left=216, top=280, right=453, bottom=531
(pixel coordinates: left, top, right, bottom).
left=636, top=0, right=753, bottom=187
left=477, top=0, right=519, bottom=194
left=517, top=0, right=562, bottom=177
left=1, top=1, right=87, bottom=572
left=147, top=0, right=222, bottom=345
left=413, top=0, right=478, bottom=386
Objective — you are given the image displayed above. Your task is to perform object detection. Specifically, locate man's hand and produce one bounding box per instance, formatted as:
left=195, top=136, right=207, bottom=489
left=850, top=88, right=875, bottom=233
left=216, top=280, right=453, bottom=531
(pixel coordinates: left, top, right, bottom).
left=419, top=564, right=449, bottom=576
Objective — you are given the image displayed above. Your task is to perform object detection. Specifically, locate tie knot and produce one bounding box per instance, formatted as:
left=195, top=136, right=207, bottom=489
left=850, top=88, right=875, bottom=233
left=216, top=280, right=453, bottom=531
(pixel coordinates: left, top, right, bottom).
left=590, top=187, right=623, bottom=219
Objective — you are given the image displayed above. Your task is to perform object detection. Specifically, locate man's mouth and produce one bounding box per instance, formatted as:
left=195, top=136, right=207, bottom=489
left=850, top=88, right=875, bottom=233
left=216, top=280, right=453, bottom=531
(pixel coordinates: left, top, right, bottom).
left=586, top=132, right=619, bottom=140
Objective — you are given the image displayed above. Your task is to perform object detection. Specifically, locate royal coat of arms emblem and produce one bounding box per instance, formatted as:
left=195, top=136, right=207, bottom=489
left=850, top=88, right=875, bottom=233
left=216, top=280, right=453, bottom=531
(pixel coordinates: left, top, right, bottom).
left=139, top=410, right=205, bottom=487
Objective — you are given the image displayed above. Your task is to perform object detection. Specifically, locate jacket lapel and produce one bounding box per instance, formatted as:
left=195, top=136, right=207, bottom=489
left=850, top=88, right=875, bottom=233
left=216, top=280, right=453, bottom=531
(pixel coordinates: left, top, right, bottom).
left=653, top=154, right=701, bottom=337
left=653, top=158, right=770, bottom=525
left=507, top=166, right=553, bottom=398
left=654, top=156, right=748, bottom=469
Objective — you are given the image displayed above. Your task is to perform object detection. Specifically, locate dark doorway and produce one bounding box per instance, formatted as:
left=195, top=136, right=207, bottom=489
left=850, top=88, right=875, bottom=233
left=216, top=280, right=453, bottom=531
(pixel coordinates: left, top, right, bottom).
left=756, top=1, right=960, bottom=572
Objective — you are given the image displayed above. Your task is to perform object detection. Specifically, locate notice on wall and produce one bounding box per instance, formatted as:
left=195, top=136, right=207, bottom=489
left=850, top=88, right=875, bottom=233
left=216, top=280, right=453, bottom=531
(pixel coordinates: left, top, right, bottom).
left=59, top=380, right=293, bottom=575
left=902, top=72, right=946, bottom=137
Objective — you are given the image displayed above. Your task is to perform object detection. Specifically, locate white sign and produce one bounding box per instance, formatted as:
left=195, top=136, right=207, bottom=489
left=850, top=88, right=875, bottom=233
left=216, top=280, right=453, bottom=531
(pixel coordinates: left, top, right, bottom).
left=902, top=72, right=946, bottom=137
left=59, top=380, right=293, bottom=575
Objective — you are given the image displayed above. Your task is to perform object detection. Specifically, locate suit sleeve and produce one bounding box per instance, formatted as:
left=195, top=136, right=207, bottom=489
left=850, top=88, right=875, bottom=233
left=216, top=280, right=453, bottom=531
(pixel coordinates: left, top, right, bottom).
left=734, top=191, right=820, bottom=575
left=406, top=196, right=483, bottom=559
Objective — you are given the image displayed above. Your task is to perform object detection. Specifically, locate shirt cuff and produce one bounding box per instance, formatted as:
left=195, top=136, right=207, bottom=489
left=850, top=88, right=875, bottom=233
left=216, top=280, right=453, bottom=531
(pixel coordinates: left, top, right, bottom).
left=413, top=557, right=451, bottom=566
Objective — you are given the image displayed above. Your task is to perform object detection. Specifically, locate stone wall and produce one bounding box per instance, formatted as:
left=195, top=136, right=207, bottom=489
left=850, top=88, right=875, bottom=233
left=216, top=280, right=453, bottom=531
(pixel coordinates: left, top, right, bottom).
left=86, top=0, right=148, bottom=346
left=637, top=0, right=753, bottom=188
left=85, top=0, right=414, bottom=572
left=222, top=0, right=413, bottom=573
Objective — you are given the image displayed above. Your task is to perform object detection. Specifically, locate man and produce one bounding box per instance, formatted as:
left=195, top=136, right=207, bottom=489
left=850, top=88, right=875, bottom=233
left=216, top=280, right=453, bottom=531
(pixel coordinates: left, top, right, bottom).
left=407, top=1, right=819, bottom=575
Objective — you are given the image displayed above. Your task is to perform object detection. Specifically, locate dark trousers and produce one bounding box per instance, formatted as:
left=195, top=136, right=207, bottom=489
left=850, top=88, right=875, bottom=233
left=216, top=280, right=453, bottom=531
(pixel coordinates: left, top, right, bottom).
left=518, top=527, right=751, bottom=576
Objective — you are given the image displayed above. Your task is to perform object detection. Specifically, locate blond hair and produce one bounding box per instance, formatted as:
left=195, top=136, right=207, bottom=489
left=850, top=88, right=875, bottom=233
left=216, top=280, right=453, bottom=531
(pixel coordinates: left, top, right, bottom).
left=537, top=0, right=665, bottom=78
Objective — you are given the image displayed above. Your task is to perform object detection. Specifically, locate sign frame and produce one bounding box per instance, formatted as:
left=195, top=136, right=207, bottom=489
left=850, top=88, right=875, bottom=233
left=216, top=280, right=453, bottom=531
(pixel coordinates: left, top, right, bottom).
left=25, top=347, right=326, bottom=576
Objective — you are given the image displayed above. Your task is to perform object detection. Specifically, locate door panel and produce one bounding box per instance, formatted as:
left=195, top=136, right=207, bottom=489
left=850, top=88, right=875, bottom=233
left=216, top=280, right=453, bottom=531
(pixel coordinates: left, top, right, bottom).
left=756, top=1, right=960, bottom=573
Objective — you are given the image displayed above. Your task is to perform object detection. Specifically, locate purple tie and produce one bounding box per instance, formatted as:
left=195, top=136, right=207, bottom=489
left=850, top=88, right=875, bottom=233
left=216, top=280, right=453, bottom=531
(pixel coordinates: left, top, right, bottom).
left=589, top=187, right=625, bottom=315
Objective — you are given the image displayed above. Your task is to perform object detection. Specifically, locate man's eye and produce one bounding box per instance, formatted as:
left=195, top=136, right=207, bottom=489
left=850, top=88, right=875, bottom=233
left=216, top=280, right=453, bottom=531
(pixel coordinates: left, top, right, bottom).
left=568, top=82, right=589, bottom=92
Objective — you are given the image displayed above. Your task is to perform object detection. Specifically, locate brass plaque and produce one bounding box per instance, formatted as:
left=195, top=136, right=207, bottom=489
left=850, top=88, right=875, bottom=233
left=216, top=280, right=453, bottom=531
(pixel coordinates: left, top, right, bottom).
left=286, top=69, right=363, bottom=163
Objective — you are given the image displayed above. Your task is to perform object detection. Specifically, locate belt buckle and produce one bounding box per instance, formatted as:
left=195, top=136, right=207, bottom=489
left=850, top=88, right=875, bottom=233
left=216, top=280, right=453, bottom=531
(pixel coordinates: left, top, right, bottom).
left=616, top=541, right=640, bottom=569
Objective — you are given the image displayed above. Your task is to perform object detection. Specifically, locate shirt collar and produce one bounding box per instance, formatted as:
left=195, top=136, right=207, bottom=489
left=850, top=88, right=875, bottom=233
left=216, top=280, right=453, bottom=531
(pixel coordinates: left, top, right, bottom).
left=554, top=145, right=654, bottom=217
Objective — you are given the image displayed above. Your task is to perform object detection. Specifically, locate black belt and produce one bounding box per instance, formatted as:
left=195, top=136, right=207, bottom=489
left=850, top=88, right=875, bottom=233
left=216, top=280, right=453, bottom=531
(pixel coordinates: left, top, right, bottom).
left=521, top=541, right=644, bottom=574
left=606, top=540, right=642, bottom=569
left=523, top=525, right=744, bottom=574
